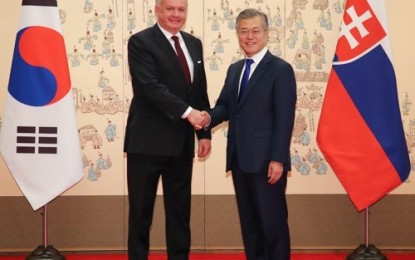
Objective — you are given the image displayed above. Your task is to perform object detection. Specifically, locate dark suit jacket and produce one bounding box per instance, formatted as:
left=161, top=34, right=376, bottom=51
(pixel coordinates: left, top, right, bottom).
left=209, top=51, right=297, bottom=173
left=124, top=24, right=211, bottom=157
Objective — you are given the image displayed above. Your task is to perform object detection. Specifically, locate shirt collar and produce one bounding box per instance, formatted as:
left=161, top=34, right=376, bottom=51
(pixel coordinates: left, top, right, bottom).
left=246, top=47, right=267, bottom=64
left=157, top=23, right=183, bottom=42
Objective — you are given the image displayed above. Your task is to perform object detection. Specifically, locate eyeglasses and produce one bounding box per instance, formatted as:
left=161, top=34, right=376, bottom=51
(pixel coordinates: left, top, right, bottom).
left=238, top=29, right=267, bottom=37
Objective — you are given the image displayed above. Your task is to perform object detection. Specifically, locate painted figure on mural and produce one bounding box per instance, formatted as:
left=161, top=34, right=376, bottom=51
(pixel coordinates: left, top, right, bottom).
left=68, top=46, right=84, bottom=67
left=87, top=11, right=103, bottom=32
left=206, top=51, right=223, bottom=71
left=83, top=0, right=93, bottom=13
left=104, top=7, right=116, bottom=29
left=78, top=30, right=97, bottom=50
left=127, top=9, right=136, bottom=31
left=104, top=120, right=117, bottom=142
left=211, top=32, right=229, bottom=54
left=207, top=9, right=224, bottom=31
left=87, top=163, right=98, bottom=181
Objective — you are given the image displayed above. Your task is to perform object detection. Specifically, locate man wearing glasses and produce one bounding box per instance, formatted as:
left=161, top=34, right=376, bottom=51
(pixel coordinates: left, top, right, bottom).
left=202, top=8, right=297, bottom=260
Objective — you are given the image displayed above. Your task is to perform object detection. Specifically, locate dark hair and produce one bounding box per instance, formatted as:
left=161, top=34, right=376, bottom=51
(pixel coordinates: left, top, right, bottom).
left=235, top=8, right=269, bottom=31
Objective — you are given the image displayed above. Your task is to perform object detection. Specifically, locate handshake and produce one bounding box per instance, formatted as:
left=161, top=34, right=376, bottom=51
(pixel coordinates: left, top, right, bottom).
left=187, top=109, right=211, bottom=130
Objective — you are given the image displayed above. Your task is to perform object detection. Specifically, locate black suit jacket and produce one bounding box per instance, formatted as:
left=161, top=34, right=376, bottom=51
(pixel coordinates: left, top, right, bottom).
left=209, top=51, right=297, bottom=173
left=124, top=24, right=211, bottom=157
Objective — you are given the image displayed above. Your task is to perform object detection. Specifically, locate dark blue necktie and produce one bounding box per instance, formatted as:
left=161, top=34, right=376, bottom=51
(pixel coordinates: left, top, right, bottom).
left=239, top=59, right=254, bottom=100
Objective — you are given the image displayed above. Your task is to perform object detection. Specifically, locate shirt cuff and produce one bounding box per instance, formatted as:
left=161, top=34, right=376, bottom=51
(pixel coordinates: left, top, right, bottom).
left=181, top=106, right=192, bottom=119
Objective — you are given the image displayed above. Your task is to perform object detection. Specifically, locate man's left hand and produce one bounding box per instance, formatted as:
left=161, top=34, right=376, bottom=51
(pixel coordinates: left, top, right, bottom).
left=197, top=139, right=211, bottom=157
left=268, top=161, right=283, bottom=184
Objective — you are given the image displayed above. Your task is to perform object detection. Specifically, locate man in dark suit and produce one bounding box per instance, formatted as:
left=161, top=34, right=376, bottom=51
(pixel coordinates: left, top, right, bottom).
left=202, top=8, right=297, bottom=260
left=124, top=0, right=211, bottom=259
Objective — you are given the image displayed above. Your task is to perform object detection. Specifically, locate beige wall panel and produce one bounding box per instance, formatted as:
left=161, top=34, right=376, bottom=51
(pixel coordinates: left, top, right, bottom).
left=1, top=195, right=415, bottom=252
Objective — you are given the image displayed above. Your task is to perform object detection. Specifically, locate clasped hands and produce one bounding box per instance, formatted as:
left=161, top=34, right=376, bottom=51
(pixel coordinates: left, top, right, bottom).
left=187, top=109, right=210, bottom=130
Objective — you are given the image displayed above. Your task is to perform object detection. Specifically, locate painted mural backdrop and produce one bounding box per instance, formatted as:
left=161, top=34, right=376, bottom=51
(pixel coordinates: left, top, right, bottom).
left=0, top=0, right=414, bottom=196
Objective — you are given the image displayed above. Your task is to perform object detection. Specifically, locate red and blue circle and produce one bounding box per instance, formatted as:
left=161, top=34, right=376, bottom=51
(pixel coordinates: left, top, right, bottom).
left=8, top=26, right=70, bottom=106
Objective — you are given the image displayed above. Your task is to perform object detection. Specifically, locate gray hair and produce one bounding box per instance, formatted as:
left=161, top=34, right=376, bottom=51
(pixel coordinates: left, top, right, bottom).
left=155, top=0, right=188, bottom=5
left=235, top=8, right=269, bottom=31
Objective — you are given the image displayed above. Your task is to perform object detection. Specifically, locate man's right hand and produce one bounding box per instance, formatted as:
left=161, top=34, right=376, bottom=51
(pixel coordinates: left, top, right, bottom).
left=187, top=109, right=210, bottom=130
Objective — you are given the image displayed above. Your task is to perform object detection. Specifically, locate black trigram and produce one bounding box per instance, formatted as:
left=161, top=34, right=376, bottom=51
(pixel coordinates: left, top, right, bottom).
left=16, top=126, right=58, bottom=154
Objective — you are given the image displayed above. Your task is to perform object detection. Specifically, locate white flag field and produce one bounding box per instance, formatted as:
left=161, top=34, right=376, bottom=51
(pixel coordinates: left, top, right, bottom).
left=0, top=0, right=83, bottom=210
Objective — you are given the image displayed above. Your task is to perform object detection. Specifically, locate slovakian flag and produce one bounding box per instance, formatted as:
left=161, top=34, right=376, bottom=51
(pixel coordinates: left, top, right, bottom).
left=0, top=0, right=83, bottom=210
left=317, top=0, right=410, bottom=211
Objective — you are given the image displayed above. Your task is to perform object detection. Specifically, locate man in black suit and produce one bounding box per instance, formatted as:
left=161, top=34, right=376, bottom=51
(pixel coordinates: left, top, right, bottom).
left=124, top=0, right=211, bottom=259
left=202, top=8, right=297, bottom=260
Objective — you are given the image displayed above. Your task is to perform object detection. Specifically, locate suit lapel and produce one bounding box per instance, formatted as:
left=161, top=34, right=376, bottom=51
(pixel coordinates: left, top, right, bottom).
left=237, top=51, right=273, bottom=107
left=233, top=60, right=245, bottom=104
left=182, top=33, right=198, bottom=89
left=182, top=33, right=197, bottom=67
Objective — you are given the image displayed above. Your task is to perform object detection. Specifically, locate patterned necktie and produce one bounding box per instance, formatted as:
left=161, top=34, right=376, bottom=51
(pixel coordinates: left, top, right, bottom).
left=172, top=36, right=191, bottom=85
left=239, top=59, right=254, bottom=100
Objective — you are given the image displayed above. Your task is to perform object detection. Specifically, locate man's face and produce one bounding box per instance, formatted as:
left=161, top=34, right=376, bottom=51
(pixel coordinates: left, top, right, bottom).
left=155, top=0, right=187, bottom=35
left=237, top=16, right=269, bottom=57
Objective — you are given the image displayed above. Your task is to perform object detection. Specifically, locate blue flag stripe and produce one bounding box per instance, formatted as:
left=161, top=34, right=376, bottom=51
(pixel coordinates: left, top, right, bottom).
left=335, top=46, right=410, bottom=181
